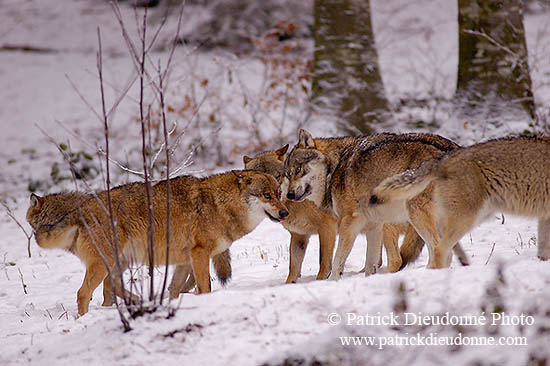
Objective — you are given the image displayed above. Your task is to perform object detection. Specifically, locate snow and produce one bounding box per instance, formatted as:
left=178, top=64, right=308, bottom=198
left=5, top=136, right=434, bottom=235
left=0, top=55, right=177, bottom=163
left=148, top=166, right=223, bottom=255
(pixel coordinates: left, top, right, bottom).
left=1, top=1, right=550, bottom=365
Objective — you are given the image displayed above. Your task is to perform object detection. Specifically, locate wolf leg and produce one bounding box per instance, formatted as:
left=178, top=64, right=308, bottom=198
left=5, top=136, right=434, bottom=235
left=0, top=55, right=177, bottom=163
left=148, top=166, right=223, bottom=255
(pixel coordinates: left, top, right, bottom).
left=406, top=198, right=441, bottom=268
left=77, top=261, right=108, bottom=315
left=190, top=245, right=212, bottom=293
left=406, top=196, right=465, bottom=267
left=410, top=219, right=469, bottom=268
left=382, top=225, right=402, bottom=273
left=364, top=223, right=384, bottom=275
left=433, top=215, right=475, bottom=269
left=102, top=255, right=140, bottom=307
left=168, top=265, right=193, bottom=299
left=317, top=222, right=337, bottom=280
left=329, top=215, right=364, bottom=280
left=399, top=225, right=425, bottom=269
left=286, top=232, right=310, bottom=283
left=102, top=276, right=116, bottom=307
left=537, top=218, right=550, bottom=260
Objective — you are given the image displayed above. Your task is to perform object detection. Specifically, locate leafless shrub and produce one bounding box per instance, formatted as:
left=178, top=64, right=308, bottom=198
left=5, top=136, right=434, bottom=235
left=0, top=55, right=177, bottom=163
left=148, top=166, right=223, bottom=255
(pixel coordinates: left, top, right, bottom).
left=37, top=1, right=189, bottom=329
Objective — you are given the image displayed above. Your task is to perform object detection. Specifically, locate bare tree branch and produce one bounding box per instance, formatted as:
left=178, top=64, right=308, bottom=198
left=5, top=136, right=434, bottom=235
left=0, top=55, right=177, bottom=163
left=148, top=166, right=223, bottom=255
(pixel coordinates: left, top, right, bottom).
left=157, top=62, right=171, bottom=304
left=1, top=201, right=32, bottom=258
left=463, top=29, right=520, bottom=58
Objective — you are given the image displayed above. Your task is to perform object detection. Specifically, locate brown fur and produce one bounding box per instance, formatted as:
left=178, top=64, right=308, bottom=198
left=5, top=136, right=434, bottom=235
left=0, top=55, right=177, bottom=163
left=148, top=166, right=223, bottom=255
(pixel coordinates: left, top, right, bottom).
left=245, top=145, right=430, bottom=278
left=27, top=170, right=287, bottom=315
left=371, top=135, right=550, bottom=267
left=244, top=145, right=338, bottom=281
left=285, top=130, right=467, bottom=279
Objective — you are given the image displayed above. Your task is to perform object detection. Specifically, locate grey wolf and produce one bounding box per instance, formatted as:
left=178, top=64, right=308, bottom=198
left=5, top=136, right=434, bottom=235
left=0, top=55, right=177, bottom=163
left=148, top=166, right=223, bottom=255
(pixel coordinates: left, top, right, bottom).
left=284, top=129, right=468, bottom=279
left=26, top=170, right=288, bottom=315
left=244, top=145, right=338, bottom=281
left=244, top=145, right=429, bottom=279
left=370, top=135, right=550, bottom=267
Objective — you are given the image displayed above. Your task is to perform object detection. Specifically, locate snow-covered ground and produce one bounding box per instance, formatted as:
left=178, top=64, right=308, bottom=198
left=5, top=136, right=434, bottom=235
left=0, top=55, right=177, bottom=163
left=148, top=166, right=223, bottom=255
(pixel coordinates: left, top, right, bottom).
left=1, top=1, right=550, bottom=365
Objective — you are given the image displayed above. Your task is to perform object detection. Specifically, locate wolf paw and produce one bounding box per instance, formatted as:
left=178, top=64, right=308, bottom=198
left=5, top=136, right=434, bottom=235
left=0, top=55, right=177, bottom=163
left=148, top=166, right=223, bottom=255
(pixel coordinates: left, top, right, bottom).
left=285, top=276, right=298, bottom=284
left=316, top=271, right=330, bottom=280
left=364, top=264, right=380, bottom=276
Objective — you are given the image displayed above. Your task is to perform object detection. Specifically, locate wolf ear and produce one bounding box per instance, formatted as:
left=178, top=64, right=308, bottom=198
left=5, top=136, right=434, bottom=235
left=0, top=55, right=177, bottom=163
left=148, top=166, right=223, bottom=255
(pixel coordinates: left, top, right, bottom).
left=275, top=144, right=289, bottom=161
left=232, top=170, right=252, bottom=186
left=30, top=193, right=43, bottom=209
left=243, top=155, right=252, bottom=165
left=298, top=129, right=315, bottom=149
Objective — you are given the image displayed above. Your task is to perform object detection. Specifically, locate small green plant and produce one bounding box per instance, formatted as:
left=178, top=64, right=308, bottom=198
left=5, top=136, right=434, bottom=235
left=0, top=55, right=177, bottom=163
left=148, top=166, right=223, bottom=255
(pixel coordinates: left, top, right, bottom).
left=50, top=144, right=99, bottom=184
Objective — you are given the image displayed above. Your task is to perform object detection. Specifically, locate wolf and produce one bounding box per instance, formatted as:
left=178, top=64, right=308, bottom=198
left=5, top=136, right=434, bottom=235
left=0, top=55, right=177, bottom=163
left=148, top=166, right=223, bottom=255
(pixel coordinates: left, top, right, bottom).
left=284, top=129, right=468, bottom=279
left=244, top=145, right=337, bottom=281
left=26, top=170, right=288, bottom=315
left=243, top=145, right=427, bottom=280
left=370, top=135, right=550, bottom=267
left=168, top=147, right=298, bottom=293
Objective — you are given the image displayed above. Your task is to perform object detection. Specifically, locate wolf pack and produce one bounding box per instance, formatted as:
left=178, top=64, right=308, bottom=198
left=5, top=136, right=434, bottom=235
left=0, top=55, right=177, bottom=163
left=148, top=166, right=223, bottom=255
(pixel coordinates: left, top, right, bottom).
left=26, top=130, right=550, bottom=315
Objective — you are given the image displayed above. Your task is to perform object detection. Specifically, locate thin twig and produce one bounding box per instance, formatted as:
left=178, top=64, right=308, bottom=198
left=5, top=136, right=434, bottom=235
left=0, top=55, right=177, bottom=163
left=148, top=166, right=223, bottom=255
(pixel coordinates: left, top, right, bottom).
left=65, top=75, right=103, bottom=123
left=52, top=119, right=145, bottom=178
left=1, top=201, right=32, bottom=258
left=133, top=5, right=156, bottom=303
left=160, top=1, right=185, bottom=84
left=462, top=29, right=520, bottom=58
left=18, top=268, right=27, bottom=294
left=158, top=63, right=171, bottom=304
left=485, top=242, right=497, bottom=265
left=97, top=27, right=132, bottom=331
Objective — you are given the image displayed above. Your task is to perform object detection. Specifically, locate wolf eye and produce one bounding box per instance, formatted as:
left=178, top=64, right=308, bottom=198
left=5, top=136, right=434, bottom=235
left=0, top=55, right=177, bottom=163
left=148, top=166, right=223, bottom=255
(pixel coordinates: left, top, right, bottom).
left=295, top=166, right=301, bottom=175
left=263, top=192, right=272, bottom=199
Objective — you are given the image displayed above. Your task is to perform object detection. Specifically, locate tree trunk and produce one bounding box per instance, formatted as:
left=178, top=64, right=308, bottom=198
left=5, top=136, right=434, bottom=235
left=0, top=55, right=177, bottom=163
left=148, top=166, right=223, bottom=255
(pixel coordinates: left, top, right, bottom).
left=456, top=0, right=535, bottom=122
left=311, top=0, right=388, bottom=135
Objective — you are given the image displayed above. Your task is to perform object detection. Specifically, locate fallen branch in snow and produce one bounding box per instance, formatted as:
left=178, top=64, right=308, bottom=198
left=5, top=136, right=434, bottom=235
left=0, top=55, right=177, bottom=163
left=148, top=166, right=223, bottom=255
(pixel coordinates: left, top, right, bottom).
left=0, top=44, right=58, bottom=53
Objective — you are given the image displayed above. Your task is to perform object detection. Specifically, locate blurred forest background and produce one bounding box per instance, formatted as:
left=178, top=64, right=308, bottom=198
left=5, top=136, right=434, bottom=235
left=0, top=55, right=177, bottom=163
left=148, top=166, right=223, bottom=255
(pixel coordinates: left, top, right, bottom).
left=111, top=0, right=550, bottom=169
left=2, top=0, right=550, bottom=196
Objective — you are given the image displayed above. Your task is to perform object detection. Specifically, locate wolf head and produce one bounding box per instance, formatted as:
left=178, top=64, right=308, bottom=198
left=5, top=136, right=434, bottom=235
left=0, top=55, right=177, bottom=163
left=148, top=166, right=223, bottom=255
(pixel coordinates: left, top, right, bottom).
left=26, top=192, right=87, bottom=250
left=243, top=144, right=291, bottom=195
left=284, top=129, right=330, bottom=207
left=26, top=193, right=46, bottom=232
left=233, top=170, right=289, bottom=223
left=27, top=192, right=88, bottom=231
left=243, top=144, right=288, bottom=184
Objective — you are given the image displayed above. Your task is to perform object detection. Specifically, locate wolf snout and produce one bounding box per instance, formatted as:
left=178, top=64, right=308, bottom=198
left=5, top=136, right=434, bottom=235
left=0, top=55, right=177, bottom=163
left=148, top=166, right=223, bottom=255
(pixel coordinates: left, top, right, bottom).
left=286, top=190, right=296, bottom=200
left=279, top=209, right=289, bottom=219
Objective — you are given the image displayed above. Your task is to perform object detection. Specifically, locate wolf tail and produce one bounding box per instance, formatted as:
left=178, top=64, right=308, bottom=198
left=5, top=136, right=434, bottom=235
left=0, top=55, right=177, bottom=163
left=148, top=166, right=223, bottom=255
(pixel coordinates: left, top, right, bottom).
left=399, top=227, right=425, bottom=269
left=212, top=249, right=232, bottom=286
left=370, top=159, right=440, bottom=206
left=451, top=243, right=470, bottom=266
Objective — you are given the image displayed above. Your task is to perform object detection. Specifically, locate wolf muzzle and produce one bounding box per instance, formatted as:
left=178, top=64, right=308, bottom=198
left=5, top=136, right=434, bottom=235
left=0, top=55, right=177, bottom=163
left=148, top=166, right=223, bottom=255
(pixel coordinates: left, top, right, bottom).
left=279, top=209, right=289, bottom=219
